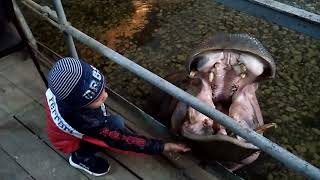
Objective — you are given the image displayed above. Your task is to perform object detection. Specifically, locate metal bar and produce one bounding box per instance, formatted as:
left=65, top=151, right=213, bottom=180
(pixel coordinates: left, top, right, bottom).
left=23, top=0, right=58, bottom=19
left=252, top=0, right=320, bottom=23
left=21, top=1, right=320, bottom=179
left=215, top=0, right=320, bottom=39
left=12, top=0, right=48, bottom=87
left=21, top=1, right=59, bottom=28
left=51, top=0, right=78, bottom=59
left=12, top=0, right=37, bottom=48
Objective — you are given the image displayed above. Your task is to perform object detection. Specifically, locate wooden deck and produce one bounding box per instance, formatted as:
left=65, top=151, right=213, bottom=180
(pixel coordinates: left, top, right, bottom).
left=0, top=51, right=191, bottom=180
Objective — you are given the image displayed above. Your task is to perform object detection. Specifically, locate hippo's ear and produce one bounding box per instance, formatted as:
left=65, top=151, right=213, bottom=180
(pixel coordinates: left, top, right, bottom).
left=171, top=102, right=188, bottom=133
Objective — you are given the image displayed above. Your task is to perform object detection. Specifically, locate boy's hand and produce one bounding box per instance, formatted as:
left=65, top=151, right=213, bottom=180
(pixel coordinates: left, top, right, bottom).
left=164, top=143, right=191, bottom=153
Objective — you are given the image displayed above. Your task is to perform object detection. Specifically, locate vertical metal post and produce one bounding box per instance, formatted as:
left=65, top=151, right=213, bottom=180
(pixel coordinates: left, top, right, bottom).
left=52, top=0, right=78, bottom=59
left=12, top=0, right=48, bottom=87
left=12, top=0, right=38, bottom=49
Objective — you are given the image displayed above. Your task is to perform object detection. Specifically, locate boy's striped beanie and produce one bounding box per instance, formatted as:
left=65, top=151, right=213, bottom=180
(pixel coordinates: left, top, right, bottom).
left=48, top=57, right=105, bottom=108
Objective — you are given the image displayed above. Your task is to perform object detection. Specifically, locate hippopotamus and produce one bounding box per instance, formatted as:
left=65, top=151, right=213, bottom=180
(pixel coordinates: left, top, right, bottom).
left=145, top=33, right=276, bottom=171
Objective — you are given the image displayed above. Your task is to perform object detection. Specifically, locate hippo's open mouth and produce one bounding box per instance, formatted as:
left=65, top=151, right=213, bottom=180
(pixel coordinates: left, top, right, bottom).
left=170, top=33, right=276, bottom=140
left=144, top=33, right=277, bottom=169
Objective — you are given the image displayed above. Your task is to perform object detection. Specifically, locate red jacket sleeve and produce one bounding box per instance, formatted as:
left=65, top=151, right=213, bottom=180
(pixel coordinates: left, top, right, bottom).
left=63, top=108, right=165, bottom=155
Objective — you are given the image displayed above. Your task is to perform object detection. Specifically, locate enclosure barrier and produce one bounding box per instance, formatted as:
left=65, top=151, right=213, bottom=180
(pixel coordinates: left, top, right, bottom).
left=52, top=0, right=78, bottom=58
left=19, top=0, right=320, bottom=179
left=215, top=0, right=320, bottom=39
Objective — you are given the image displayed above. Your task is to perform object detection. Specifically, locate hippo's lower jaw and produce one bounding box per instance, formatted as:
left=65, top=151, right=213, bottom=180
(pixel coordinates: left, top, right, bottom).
left=181, top=120, right=227, bottom=136
left=182, top=121, right=214, bottom=136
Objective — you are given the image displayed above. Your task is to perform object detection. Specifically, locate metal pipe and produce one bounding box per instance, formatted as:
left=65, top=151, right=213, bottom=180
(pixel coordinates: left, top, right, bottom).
left=12, top=0, right=38, bottom=48
left=21, top=1, right=60, bottom=28
left=24, top=0, right=58, bottom=20
left=249, top=0, right=320, bottom=23
left=215, top=0, right=320, bottom=39
left=21, top=1, right=320, bottom=179
left=51, top=0, right=78, bottom=59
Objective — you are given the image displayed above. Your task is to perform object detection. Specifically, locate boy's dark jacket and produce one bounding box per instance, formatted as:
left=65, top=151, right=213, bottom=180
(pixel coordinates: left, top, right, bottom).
left=45, top=89, right=164, bottom=155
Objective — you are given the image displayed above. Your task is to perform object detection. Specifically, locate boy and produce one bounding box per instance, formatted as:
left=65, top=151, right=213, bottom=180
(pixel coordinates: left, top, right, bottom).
left=45, top=57, right=190, bottom=176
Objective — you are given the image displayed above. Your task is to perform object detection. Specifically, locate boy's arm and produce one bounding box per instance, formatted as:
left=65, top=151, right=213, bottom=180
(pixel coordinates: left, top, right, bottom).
left=73, top=111, right=165, bottom=155
left=95, top=126, right=165, bottom=155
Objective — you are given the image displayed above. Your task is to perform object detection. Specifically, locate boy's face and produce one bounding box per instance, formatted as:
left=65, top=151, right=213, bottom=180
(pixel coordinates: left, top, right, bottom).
left=87, top=89, right=108, bottom=109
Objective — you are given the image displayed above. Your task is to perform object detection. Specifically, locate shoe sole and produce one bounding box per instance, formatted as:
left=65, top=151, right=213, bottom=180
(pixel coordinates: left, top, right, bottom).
left=69, top=156, right=110, bottom=176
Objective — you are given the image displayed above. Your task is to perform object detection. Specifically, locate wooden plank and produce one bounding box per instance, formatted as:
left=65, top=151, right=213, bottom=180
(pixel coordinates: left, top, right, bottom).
left=14, top=101, right=139, bottom=180
left=0, top=147, right=33, bottom=180
left=106, top=110, right=188, bottom=180
left=0, top=52, right=46, bottom=104
left=0, top=74, right=33, bottom=114
left=0, top=115, right=89, bottom=180
left=0, top=51, right=27, bottom=72
left=0, top=107, right=9, bottom=119
left=105, top=151, right=185, bottom=180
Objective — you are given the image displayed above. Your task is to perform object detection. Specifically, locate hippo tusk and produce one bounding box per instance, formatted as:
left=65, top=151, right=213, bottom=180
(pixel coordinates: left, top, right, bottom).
left=189, top=71, right=197, bottom=78
left=209, top=71, right=215, bottom=82
left=238, top=53, right=265, bottom=77
left=197, top=52, right=224, bottom=72
left=255, top=123, right=278, bottom=134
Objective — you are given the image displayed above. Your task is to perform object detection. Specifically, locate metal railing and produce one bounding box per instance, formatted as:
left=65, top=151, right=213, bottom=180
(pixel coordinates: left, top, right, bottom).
left=215, top=0, right=320, bottom=39
left=19, top=0, right=320, bottom=179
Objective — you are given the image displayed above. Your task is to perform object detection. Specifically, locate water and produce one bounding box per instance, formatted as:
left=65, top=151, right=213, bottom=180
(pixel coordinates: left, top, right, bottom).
left=20, top=0, right=320, bottom=179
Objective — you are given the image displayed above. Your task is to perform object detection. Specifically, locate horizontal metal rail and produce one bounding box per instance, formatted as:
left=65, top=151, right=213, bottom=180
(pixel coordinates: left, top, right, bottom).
left=252, top=0, right=320, bottom=22
left=21, top=0, right=320, bottom=179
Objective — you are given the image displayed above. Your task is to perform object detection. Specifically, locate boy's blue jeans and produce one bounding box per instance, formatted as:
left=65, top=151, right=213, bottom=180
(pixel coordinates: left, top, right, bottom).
left=106, top=114, right=125, bottom=130
left=75, top=114, right=125, bottom=155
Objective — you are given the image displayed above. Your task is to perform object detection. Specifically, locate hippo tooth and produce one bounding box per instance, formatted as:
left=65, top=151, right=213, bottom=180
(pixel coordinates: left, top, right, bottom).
left=238, top=53, right=265, bottom=76
left=218, top=128, right=227, bottom=135
left=240, top=63, right=247, bottom=73
left=197, top=52, right=223, bottom=72
left=189, top=71, right=196, bottom=78
left=240, top=73, right=246, bottom=78
left=209, top=71, right=215, bottom=82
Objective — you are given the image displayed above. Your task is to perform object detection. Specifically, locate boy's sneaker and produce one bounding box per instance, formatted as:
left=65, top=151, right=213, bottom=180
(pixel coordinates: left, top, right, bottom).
left=69, top=152, right=110, bottom=176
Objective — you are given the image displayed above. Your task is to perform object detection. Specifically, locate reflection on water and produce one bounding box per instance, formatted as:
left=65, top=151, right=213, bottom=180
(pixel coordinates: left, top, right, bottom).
left=20, top=0, right=320, bottom=179
left=102, top=1, right=153, bottom=49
